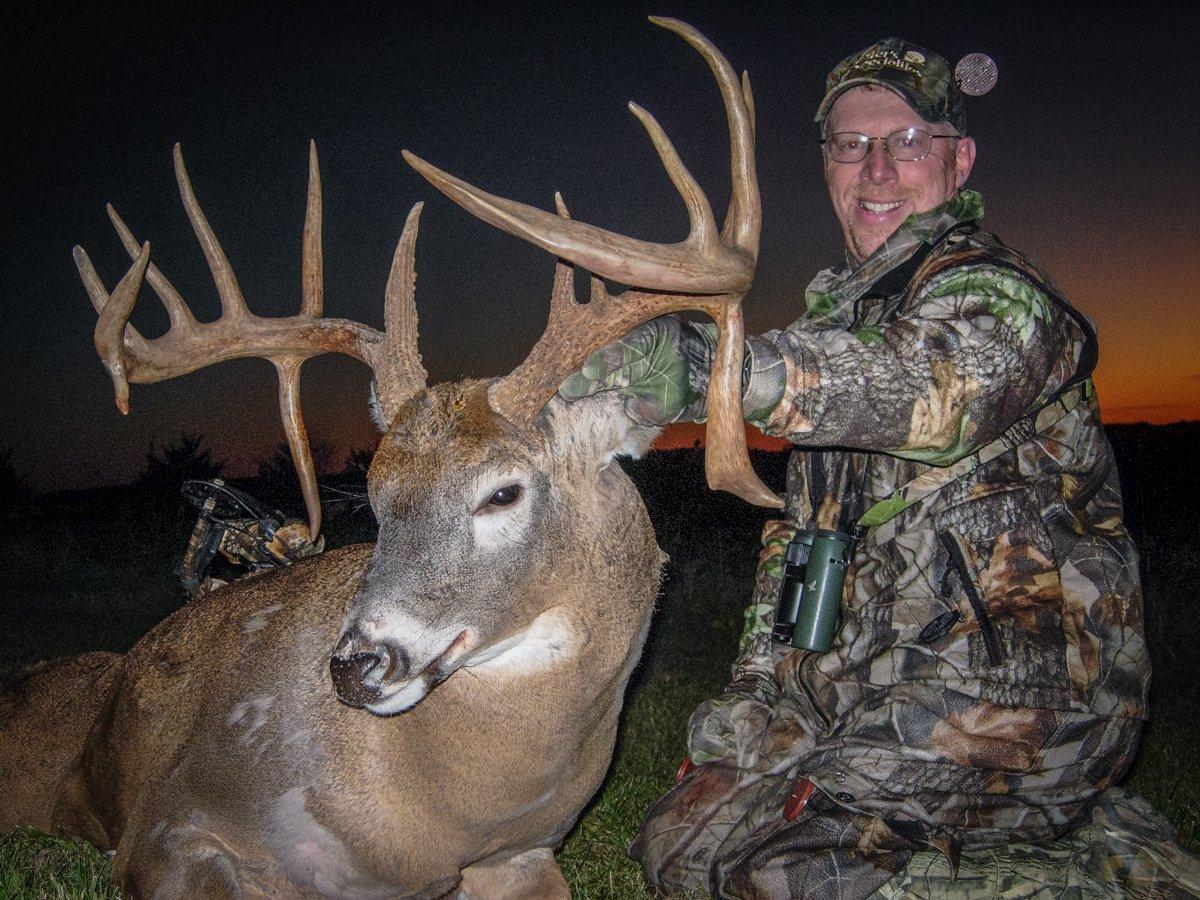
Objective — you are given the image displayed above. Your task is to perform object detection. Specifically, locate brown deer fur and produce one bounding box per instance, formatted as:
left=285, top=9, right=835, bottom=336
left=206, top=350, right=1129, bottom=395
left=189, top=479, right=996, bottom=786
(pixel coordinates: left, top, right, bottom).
left=0, top=384, right=664, bottom=897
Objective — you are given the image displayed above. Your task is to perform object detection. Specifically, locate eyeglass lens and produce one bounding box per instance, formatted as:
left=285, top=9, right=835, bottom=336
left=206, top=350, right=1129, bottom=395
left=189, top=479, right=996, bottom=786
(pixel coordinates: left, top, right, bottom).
left=825, top=128, right=935, bottom=163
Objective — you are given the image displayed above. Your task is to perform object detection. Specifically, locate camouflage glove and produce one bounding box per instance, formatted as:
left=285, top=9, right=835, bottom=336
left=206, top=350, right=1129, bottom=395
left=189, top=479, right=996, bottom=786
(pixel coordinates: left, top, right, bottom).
left=558, top=315, right=785, bottom=426
left=687, top=520, right=794, bottom=768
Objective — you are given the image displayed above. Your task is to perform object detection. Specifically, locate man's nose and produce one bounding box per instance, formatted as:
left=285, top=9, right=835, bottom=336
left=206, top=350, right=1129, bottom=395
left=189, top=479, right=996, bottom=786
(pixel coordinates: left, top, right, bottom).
left=863, top=139, right=897, bottom=183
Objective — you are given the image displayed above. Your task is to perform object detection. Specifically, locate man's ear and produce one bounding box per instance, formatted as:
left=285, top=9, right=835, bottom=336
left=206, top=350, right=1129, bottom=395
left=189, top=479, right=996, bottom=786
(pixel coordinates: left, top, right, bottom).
left=955, top=136, right=977, bottom=189
left=542, top=392, right=661, bottom=471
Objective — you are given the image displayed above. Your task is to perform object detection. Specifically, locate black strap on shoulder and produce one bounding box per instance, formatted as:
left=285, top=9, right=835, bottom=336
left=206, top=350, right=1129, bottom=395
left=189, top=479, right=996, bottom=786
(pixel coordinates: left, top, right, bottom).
left=858, top=221, right=975, bottom=302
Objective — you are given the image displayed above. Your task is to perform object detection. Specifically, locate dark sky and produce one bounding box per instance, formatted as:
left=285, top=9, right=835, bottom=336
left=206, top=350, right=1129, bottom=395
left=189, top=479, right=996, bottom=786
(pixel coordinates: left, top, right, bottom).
left=3, top=1, right=1197, bottom=490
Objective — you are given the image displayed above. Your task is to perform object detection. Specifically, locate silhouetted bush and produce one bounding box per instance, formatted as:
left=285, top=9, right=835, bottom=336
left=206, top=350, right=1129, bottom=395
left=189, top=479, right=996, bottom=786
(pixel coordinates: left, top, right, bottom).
left=137, top=432, right=225, bottom=497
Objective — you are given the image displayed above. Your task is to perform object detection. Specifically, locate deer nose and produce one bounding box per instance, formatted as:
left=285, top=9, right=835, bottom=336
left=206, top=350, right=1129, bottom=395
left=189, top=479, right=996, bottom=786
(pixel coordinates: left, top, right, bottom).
left=329, top=632, right=411, bottom=707
left=329, top=651, right=382, bottom=708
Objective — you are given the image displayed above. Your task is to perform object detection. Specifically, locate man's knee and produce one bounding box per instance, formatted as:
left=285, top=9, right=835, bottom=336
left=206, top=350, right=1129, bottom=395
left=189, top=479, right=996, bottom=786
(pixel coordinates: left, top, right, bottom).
left=632, top=763, right=745, bottom=893
left=716, top=798, right=917, bottom=900
left=633, top=765, right=919, bottom=900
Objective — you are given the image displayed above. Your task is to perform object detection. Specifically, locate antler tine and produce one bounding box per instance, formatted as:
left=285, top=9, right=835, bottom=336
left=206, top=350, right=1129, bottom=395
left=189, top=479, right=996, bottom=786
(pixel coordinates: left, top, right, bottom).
left=82, top=241, right=152, bottom=415
left=107, top=205, right=200, bottom=334
left=73, top=243, right=153, bottom=359
left=742, top=70, right=756, bottom=138
left=723, top=66, right=758, bottom=252
left=647, top=17, right=760, bottom=256
left=274, top=356, right=322, bottom=538
left=173, top=144, right=251, bottom=320
left=370, top=202, right=429, bottom=426
left=301, top=140, right=323, bottom=318
left=549, top=193, right=577, bottom=308
left=547, top=194, right=610, bottom=312
left=626, top=102, right=719, bottom=249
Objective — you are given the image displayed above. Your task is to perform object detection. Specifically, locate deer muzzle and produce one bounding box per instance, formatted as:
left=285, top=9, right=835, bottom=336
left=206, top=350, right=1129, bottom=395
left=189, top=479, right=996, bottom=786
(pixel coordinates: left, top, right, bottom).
left=329, top=625, right=473, bottom=716
left=329, top=631, right=412, bottom=709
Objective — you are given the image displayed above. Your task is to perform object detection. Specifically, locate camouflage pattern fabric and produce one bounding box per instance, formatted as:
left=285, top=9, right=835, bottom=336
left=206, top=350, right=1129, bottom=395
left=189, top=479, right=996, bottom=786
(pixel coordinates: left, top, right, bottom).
left=628, top=192, right=1156, bottom=898
left=876, top=787, right=1200, bottom=899
left=558, top=314, right=784, bottom=427
left=559, top=315, right=709, bottom=425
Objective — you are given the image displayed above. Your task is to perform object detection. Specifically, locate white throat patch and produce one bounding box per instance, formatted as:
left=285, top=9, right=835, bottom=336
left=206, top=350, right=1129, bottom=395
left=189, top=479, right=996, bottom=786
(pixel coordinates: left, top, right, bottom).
left=464, top=607, right=584, bottom=676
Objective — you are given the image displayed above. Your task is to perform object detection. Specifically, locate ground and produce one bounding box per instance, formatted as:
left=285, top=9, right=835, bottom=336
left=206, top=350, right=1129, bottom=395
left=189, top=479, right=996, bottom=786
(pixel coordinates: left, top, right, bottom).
left=1, top=430, right=1197, bottom=897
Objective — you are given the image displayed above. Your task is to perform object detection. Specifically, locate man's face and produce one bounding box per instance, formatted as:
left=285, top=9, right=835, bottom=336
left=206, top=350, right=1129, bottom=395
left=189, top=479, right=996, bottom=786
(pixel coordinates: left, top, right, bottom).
left=823, top=85, right=976, bottom=262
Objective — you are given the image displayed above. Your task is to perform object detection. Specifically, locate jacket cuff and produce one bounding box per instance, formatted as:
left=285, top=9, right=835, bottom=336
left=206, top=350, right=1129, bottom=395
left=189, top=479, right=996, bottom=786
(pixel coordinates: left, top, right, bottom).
left=759, top=338, right=825, bottom=439
left=743, top=334, right=786, bottom=424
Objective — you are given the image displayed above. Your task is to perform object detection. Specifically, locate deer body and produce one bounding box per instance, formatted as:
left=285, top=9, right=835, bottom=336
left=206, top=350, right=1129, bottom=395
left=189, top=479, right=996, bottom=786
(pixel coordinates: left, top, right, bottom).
left=3, top=385, right=663, bottom=897
left=2, top=18, right=764, bottom=896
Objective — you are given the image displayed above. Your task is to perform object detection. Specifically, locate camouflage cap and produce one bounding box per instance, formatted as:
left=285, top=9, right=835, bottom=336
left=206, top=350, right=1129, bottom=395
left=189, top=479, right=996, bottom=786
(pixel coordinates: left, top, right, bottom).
left=816, top=38, right=966, bottom=133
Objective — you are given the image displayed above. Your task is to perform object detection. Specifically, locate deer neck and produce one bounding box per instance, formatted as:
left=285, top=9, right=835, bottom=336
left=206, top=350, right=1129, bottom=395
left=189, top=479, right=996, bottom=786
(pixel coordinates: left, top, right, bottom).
left=362, top=508, right=662, bottom=806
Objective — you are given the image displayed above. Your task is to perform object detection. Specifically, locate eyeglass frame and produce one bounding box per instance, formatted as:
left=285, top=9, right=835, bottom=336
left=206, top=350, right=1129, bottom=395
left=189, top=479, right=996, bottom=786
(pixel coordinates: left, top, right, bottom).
left=820, top=127, right=961, bottom=164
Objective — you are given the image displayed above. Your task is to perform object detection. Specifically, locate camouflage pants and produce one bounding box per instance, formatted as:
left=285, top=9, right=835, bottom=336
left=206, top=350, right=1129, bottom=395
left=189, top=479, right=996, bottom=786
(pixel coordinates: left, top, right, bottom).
left=632, top=714, right=1140, bottom=899
left=631, top=525, right=1144, bottom=899
left=876, top=786, right=1200, bottom=898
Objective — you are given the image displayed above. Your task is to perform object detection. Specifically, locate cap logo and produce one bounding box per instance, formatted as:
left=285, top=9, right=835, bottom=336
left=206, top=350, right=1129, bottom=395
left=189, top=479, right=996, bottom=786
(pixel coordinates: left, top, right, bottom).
left=848, top=45, right=923, bottom=76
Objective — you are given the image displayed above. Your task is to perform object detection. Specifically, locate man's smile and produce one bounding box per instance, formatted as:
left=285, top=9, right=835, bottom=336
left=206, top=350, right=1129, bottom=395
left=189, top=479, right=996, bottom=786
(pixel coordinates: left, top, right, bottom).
left=859, top=199, right=905, bottom=214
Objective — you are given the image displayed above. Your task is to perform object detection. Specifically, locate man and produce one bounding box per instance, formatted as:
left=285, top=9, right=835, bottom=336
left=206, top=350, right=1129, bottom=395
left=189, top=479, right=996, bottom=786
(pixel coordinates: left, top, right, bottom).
left=561, top=39, right=1149, bottom=898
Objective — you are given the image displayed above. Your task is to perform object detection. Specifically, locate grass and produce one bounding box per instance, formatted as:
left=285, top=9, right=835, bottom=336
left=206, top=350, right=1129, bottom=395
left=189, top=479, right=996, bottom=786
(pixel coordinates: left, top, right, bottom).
left=2, top=442, right=1198, bottom=897
left=559, top=676, right=701, bottom=897
left=1126, top=712, right=1200, bottom=852
left=0, top=830, right=118, bottom=900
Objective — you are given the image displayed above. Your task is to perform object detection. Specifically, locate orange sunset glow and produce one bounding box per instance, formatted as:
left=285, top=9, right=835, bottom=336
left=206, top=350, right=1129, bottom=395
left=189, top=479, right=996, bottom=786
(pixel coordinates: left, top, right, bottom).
left=1063, top=235, right=1200, bottom=426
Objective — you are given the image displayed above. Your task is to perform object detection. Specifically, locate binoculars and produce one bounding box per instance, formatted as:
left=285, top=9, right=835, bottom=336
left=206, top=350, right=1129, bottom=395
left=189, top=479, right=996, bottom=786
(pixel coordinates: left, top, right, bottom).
left=771, top=528, right=856, bottom=653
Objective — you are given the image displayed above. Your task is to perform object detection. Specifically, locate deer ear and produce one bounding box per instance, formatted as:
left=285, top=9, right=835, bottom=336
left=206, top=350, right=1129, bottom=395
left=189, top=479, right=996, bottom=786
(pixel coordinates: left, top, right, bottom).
left=543, top=392, right=661, bottom=469
left=368, top=381, right=388, bottom=432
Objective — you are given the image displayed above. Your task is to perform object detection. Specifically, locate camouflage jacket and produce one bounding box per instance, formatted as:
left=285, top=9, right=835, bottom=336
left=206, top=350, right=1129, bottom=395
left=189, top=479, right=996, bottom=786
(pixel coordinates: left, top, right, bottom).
left=692, top=190, right=1149, bottom=771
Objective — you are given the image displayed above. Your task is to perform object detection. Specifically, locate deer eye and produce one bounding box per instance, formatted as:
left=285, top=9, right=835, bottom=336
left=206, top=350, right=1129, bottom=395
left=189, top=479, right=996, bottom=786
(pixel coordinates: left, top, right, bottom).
left=478, top=484, right=523, bottom=513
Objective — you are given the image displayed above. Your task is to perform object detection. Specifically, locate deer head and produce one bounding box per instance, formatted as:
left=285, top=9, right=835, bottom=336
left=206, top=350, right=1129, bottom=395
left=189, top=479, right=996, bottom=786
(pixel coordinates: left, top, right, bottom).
left=330, top=383, right=660, bottom=714
left=75, top=17, right=772, bottom=718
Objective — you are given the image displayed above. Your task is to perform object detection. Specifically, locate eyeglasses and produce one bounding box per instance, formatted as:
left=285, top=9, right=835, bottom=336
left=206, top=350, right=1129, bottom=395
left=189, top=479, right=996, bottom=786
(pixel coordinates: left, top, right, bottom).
left=820, top=128, right=958, bottom=163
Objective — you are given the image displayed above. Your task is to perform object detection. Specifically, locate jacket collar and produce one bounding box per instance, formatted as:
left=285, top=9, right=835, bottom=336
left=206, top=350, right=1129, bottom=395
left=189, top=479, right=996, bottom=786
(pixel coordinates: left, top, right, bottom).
left=805, top=190, right=984, bottom=322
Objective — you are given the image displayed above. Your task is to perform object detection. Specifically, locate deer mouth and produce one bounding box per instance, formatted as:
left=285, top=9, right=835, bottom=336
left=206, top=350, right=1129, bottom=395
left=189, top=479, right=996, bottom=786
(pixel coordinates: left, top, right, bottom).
left=360, top=628, right=474, bottom=716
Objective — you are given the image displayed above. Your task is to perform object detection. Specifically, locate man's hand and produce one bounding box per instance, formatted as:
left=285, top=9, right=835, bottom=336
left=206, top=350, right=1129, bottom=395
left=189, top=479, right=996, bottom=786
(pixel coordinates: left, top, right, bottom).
left=558, top=315, right=786, bottom=427
left=558, top=316, right=710, bottom=426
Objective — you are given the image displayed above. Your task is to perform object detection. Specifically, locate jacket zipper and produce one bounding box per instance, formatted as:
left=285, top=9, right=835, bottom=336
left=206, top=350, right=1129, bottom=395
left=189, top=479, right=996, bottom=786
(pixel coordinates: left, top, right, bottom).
left=938, top=531, right=1005, bottom=667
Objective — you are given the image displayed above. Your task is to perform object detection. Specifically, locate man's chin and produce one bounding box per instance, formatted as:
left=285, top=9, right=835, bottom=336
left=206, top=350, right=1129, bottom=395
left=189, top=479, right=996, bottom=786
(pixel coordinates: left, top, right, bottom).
left=849, top=227, right=893, bottom=262
left=845, top=200, right=915, bottom=260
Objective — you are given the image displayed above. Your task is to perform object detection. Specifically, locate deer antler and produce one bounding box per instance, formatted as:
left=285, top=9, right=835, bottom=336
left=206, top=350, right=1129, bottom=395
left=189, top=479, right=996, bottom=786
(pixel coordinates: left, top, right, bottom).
left=403, top=17, right=781, bottom=508
left=74, top=142, right=429, bottom=537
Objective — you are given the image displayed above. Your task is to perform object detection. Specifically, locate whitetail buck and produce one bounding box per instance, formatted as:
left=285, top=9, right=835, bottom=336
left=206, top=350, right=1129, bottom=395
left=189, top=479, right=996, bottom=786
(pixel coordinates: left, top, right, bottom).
left=0, top=18, right=778, bottom=898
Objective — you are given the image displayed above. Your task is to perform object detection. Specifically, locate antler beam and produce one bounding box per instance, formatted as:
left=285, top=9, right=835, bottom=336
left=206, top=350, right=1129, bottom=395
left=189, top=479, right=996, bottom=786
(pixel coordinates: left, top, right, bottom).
left=404, top=17, right=781, bottom=508
left=75, top=143, right=430, bottom=536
